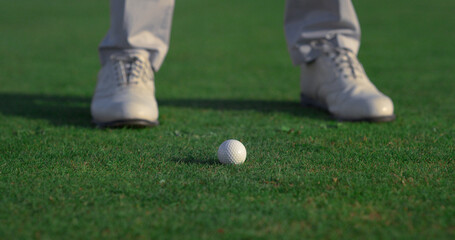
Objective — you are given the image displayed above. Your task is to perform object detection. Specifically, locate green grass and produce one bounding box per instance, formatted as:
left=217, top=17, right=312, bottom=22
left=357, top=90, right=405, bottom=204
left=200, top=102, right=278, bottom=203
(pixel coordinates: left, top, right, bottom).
left=1, top=0, right=454, bottom=239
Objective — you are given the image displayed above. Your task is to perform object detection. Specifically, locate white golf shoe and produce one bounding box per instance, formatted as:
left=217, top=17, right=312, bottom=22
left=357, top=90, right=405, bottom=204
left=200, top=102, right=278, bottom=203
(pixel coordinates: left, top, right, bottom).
left=300, top=40, right=395, bottom=122
left=91, top=50, right=159, bottom=128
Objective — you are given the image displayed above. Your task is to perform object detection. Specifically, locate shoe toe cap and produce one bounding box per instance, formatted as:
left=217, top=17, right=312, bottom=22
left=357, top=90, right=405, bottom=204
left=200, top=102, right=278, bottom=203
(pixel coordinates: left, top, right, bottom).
left=366, top=95, right=394, bottom=117
left=91, top=98, right=158, bottom=123
left=333, top=94, right=394, bottom=121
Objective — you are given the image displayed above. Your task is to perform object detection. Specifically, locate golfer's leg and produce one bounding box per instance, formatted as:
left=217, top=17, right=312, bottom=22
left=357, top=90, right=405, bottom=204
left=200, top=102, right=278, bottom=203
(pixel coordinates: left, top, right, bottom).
left=284, top=0, right=395, bottom=122
left=284, top=0, right=360, bottom=64
left=92, top=0, right=175, bottom=128
left=99, top=0, right=175, bottom=71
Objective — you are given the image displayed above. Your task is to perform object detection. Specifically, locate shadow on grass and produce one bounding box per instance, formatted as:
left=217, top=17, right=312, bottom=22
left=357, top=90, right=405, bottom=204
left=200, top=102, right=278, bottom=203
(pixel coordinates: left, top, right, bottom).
left=0, top=92, right=92, bottom=128
left=0, top=93, right=330, bottom=128
left=159, top=98, right=330, bottom=120
left=170, top=156, right=220, bottom=165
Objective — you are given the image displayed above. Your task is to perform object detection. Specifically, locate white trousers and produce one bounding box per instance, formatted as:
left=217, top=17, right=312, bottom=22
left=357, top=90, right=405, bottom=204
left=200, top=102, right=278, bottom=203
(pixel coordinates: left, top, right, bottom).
left=99, top=0, right=360, bottom=71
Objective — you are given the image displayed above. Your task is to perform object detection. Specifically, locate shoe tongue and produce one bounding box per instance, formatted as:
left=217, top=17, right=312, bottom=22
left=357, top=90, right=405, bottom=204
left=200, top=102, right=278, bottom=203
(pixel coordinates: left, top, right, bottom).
left=124, top=49, right=150, bottom=60
left=111, top=50, right=150, bottom=62
left=112, top=55, right=134, bottom=62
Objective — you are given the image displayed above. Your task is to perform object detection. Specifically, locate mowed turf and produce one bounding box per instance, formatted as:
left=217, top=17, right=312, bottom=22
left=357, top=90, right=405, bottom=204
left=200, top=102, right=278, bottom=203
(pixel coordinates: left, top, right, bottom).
left=0, top=0, right=454, bottom=239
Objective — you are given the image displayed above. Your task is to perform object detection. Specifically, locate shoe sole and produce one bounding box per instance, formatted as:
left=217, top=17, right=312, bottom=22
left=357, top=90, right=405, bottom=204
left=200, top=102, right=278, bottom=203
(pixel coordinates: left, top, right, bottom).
left=300, top=94, right=396, bottom=122
left=93, top=119, right=159, bottom=128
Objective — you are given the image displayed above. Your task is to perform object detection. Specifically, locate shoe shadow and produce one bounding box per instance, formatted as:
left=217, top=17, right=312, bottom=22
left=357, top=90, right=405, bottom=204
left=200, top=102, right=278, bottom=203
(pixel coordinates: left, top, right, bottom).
left=0, top=93, right=330, bottom=128
left=159, top=98, right=330, bottom=120
left=0, top=92, right=92, bottom=128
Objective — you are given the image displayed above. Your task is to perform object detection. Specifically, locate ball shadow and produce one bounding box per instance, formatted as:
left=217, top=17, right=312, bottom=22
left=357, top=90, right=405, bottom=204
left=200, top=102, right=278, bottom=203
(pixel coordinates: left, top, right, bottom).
left=170, top=156, right=220, bottom=165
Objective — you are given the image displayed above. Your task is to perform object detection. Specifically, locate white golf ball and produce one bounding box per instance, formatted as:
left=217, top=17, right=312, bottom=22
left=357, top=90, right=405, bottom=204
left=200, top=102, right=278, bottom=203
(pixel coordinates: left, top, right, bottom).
left=217, top=139, right=247, bottom=165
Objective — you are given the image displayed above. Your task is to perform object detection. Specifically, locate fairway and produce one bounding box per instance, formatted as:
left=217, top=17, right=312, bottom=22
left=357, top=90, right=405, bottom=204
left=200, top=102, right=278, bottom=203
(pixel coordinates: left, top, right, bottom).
left=1, top=0, right=454, bottom=239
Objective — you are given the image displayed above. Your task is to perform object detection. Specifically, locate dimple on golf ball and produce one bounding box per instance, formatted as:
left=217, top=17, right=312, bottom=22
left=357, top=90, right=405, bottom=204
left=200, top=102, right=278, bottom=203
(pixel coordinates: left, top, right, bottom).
left=217, top=139, right=247, bottom=165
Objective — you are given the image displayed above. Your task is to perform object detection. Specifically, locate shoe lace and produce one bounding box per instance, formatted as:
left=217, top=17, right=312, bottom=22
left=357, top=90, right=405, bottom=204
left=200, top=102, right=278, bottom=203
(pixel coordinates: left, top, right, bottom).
left=330, top=48, right=365, bottom=79
left=111, top=55, right=147, bottom=86
left=313, top=40, right=365, bottom=80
